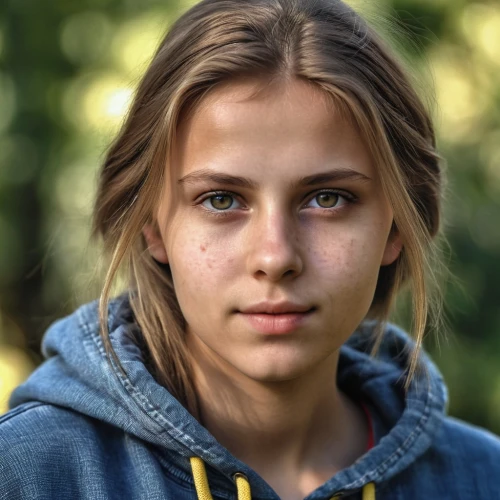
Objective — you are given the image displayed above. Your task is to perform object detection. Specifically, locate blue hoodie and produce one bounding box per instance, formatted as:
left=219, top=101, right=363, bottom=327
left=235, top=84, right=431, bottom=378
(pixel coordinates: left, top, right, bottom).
left=1, top=294, right=499, bottom=499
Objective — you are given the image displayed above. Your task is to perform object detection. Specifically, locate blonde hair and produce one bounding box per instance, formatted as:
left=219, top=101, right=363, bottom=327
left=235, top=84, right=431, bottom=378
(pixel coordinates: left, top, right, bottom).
left=93, top=0, right=442, bottom=417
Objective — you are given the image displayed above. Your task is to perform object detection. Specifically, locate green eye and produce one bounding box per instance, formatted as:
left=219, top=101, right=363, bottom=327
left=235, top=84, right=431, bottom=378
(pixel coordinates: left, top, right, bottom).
left=209, top=194, right=234, bottom=210
left=201, top=192, right=242, bottom=212
left=315, top=192, right=339, bottom=208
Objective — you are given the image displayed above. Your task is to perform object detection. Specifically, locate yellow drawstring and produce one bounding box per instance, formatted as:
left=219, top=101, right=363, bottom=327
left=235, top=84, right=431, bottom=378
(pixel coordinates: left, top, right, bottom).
left=331, top=482, right=376, bottom=500
left=190, top=457, right=214, bottom=500
left=234, top=472, right=252, bottom=499
left=362, top=482, right=376, bottom=500
left=190, top=456, right=375, bottom=500
left=190, top=457, right=252, bottom=500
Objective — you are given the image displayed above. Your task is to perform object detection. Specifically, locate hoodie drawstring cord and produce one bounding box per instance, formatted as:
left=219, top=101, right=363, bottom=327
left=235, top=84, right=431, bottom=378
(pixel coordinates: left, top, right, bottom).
left=330, top=482, right=376, bottom=500
left=190, top=456, right=376, bottom=500
left=361, top=482, right=376, bottom=500
left=190, top=456, right=251, bottom=500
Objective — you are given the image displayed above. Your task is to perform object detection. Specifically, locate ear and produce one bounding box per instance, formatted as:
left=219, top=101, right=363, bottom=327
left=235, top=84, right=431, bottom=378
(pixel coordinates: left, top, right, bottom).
left=381, top=226, right=403, bottom=266
left=142, top=223, right=169, bottom=264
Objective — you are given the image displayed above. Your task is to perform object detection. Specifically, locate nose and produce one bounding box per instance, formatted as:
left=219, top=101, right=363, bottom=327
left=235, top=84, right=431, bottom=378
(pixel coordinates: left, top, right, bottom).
left=245, top=209, right=304, bottom=282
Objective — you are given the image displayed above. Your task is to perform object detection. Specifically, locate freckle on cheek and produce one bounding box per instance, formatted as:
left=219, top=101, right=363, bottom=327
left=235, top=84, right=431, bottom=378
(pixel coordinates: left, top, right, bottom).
left=200, top=245, right=206, bottom=252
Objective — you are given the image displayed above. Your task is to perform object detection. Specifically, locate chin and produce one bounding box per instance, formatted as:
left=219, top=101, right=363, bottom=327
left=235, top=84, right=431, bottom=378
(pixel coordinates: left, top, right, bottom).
left=235, top=355, right=317, bottom=384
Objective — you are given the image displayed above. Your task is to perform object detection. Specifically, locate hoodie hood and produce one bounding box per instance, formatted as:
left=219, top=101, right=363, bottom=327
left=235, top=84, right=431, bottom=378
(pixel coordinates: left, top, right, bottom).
left=9, top=294, right=448, bottom=499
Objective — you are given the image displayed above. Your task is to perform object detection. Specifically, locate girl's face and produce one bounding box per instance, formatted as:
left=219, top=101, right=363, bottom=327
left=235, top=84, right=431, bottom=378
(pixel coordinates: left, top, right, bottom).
left=146, top=78, right=401, bottom=383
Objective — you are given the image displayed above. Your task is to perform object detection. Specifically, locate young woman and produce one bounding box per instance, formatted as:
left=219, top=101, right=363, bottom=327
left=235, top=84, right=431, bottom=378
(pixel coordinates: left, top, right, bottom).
left=1, top=0, right=499, bottom=498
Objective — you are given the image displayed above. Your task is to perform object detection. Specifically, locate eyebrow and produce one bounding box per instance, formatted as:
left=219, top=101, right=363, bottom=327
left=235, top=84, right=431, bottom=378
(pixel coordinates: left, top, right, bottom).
left=178, top=169, right=258, bottom=189
left=177, top=167, right=372, bottom=188
left=299, top=169, right=372, bottom=186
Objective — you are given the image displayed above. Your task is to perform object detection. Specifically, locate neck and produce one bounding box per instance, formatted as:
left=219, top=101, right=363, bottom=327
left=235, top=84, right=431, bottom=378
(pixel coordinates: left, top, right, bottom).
left=187, top=336, right=368, bottom=496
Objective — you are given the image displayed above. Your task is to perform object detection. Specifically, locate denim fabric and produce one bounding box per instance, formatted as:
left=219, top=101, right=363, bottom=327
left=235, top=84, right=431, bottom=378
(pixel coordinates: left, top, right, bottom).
left=1, top=294, right=499, bottom=499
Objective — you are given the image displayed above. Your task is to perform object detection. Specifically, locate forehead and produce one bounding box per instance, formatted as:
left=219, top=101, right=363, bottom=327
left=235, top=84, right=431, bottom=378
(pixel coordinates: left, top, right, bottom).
left=179, top=77, right=341, bottom=140
left=170, top=77, right=375, bottom=182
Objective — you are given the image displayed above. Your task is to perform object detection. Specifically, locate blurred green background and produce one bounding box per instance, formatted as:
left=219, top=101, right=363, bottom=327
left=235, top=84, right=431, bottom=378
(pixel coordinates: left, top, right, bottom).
left=0, top=0, right=499, bottom=434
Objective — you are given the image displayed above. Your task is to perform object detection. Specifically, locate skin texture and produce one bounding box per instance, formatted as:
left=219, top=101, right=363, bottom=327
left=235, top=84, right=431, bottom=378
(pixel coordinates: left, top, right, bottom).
left=143, top=78, right=402, bottom=499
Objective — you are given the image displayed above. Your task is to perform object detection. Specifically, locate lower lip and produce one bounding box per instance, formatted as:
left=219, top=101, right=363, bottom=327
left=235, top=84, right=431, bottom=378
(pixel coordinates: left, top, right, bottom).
left=239, top=310, right=314, bottom=335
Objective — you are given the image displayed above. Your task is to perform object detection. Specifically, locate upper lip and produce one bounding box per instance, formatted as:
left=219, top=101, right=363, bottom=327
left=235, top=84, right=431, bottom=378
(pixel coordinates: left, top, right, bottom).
left=239, top=302, right=314, bottom=314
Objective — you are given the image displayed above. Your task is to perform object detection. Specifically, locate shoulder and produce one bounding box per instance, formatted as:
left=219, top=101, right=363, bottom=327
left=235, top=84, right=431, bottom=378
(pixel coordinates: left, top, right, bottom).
left=0, top=403, right=191, bottom=500
left=0, top=402, right=157, bottom=499
left=384, top=416, right=500, bottom=498
left=417, top=415, right=500, bottom=495
left=0, top=401, right=113, bottom=458
left=0, top=403, right=117, bottom=498
left=435, top=415, right=500, bottom=462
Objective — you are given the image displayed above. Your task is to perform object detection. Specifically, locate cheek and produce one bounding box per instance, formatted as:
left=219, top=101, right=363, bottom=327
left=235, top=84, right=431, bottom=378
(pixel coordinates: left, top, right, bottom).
left=309, top=226, right=386, bottom=292
left=168, top=227, right=236, bottom=304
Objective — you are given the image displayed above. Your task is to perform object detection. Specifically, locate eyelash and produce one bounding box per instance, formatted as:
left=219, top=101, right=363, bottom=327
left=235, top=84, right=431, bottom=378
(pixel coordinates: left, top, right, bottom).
left=196, top=189, right=357, bottom=217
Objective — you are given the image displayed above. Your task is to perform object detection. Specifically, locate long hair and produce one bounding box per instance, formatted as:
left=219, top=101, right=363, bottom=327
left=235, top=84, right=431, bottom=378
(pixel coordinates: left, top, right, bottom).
left=92, top=0, right=442, bottom=417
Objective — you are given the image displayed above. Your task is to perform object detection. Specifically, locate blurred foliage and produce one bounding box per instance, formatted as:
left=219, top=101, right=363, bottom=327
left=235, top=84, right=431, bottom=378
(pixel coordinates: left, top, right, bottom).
left=0, top=0, right=499, bottom=434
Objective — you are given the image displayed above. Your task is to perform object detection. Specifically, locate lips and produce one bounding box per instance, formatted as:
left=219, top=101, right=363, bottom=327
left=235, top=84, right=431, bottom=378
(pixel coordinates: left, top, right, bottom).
left=239, top=301, right=314, bottom=315
left=237, top=302, right=315, bottom=335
